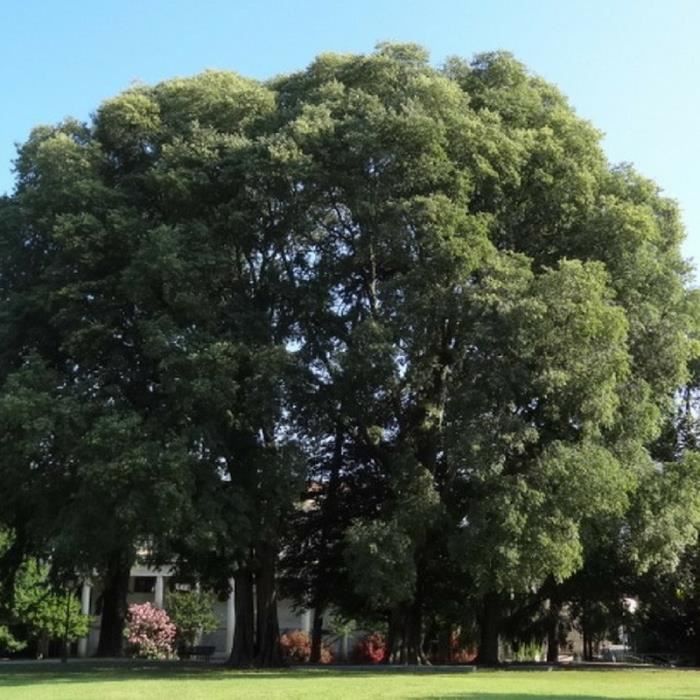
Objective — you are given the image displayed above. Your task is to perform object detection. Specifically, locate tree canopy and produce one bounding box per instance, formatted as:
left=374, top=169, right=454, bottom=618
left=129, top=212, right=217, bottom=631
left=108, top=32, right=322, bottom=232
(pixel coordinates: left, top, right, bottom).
left=1, top=43, right=699, bottom=665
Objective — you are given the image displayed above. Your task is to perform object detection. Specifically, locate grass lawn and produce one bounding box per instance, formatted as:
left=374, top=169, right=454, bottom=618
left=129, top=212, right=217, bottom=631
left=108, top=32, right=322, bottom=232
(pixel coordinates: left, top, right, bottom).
left=0, top=663, right=698, bottom=700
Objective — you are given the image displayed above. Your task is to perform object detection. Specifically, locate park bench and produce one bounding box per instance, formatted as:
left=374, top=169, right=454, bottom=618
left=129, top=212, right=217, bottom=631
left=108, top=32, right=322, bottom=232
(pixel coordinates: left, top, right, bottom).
left=180, top=645, right=216, bottom=662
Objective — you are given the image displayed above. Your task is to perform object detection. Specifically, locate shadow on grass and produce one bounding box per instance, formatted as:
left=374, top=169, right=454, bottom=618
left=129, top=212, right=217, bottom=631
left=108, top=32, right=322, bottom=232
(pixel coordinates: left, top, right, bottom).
left=0, top=662, right=697, bottom=699
left=0, top=663, right=382, bottom=688
left=418, top=697, right=680, bottom=700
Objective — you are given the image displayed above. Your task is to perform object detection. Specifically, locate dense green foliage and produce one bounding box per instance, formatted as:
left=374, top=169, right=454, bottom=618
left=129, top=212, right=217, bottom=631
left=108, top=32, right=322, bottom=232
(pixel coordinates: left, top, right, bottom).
left=13, top=562, right=89, bottom=651
left=0, top=535, right=88, bottom=656
left=1, top=43, right=699, bottom=664
left=166, top=591, right=218, bottom=648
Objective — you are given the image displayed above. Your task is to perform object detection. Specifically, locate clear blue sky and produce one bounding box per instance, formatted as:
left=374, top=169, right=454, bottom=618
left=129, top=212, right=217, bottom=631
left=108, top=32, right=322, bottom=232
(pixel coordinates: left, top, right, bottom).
left=2, top=0, right=699, bottom=271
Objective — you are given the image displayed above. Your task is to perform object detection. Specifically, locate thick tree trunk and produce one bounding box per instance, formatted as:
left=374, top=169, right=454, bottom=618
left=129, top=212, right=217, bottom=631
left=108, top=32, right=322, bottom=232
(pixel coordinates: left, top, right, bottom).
left=37, top=632, right=49, bottom=659
left=437, top=626, right=451, bottom=664
left=0, top=526, right=26, bottom=614
left=254, top=541, right=283, bottom=667
left=386, top=601, right=428, bottom=665
left=547, top=599, right=561, bottom=663
left=228, top=569, right=255, bottom=667
left=384, top=607, right=399, bottom=665
left=308, top=425, right=342, bottom=664
left=96, top=550, right=131, bottom=657
left=309, top=608, right=324, bottom=663
left=476, top=592, right=501, bottom=665
left=582, top=627, right=591, bottom=661
left=404, top=601, right=427, bottom=665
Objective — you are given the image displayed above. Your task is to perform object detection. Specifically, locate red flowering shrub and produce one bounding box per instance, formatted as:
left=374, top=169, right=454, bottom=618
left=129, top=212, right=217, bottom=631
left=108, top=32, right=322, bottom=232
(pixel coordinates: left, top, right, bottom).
left=353, top=632, right=386, bottom=664
left=124, top=602, right=177, bottom=659
left=449, top=631, right=477, bottom=663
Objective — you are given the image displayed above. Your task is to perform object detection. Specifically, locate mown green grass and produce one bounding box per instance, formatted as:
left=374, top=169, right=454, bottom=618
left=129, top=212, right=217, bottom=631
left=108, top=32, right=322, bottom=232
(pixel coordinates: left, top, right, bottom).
left=0, top=663, right=698, bottom=699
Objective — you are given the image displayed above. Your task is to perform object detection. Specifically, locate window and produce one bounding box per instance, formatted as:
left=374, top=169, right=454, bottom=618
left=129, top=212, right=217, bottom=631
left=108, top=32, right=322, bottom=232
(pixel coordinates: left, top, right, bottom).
left=132, top=576, right=155, bottom=593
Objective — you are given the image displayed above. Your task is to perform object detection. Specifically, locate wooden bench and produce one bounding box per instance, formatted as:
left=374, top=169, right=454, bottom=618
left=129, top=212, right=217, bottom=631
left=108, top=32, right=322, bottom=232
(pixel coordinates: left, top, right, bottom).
left=180, top=645, right=216, bottom=662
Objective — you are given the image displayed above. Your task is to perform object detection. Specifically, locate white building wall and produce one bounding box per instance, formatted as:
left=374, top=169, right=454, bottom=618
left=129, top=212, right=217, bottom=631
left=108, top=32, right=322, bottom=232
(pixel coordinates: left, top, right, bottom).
left=83, top=568, right=311, bottom=657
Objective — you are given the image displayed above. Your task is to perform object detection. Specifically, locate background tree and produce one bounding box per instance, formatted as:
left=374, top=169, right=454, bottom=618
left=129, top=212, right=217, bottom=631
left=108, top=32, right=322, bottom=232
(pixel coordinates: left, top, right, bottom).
left=91, top=72, right=307, bottom=666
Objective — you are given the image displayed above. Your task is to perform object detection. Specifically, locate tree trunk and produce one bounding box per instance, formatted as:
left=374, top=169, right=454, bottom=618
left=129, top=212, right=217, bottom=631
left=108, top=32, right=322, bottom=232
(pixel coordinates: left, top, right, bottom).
left=437, top=626, right=451, bottom=664
left=404, top=601, right=427, bottom=665
left=0, top=525, right=26, bottom=615
left=308, top=425, right=342, bottom=664
left=96, top=550, right=131, bottom=657
left=582, top=627, right=592, bottom=661
left=228, top=569, right=255, bottom=667
left=547, top=599, right=561, bottom=663
left=385, top=607, right=399, bottom=664
left=37, top=632, right=49, bottom=659
left=386, top=601, right=428, bottom=665
left=254, top=541, right=282, bottom=667
left=476, top=592, right=501, bottom=665
left=309, top=608, right=324, bottom=663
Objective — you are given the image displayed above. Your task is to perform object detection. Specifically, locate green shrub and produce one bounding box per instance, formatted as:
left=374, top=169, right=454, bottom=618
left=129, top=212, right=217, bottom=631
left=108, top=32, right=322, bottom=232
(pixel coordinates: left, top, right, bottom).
left=166, top=590, right=218, bottom=647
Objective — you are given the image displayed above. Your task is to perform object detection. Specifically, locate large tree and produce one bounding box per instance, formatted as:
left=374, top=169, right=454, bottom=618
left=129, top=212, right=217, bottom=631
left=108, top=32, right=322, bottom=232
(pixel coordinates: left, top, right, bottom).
left=1, top=43, right=698, bottom=666
left=271, top=45, right=699, bottom=663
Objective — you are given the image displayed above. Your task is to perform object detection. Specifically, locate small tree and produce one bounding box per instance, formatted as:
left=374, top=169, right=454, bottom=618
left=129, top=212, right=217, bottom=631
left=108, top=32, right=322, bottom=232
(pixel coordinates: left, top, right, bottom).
left=166, top=590, right=218, bottom=648
left=124, top=603, right=176, bottom=659
left=13, top=562, right=89, bottom=656
left=328, top=615, right=357, bottom=662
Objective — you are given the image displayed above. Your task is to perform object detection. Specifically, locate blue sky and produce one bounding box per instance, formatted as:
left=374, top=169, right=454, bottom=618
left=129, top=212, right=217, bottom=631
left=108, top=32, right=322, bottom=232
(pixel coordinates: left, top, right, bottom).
left=2, top=0, right=699, bottom=271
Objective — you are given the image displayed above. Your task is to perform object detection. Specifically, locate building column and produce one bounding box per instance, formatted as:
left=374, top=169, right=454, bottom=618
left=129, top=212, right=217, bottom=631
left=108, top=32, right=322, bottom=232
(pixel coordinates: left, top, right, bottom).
left=77, top=581, right=91, bottom=658
left=154, top=575, right=165, bottom=609
left=301, top=609, right=311, bottom=633
left=225, top=578, right=235, bottom=657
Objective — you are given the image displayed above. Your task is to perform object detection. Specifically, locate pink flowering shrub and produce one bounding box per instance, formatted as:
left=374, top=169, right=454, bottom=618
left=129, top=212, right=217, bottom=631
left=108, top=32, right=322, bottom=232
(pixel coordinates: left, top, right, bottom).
left=124, top=603, right=177, bottom=659
left=279, top=629, right=334, bottom=664
left=280, top=629, right=311, bottom=663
